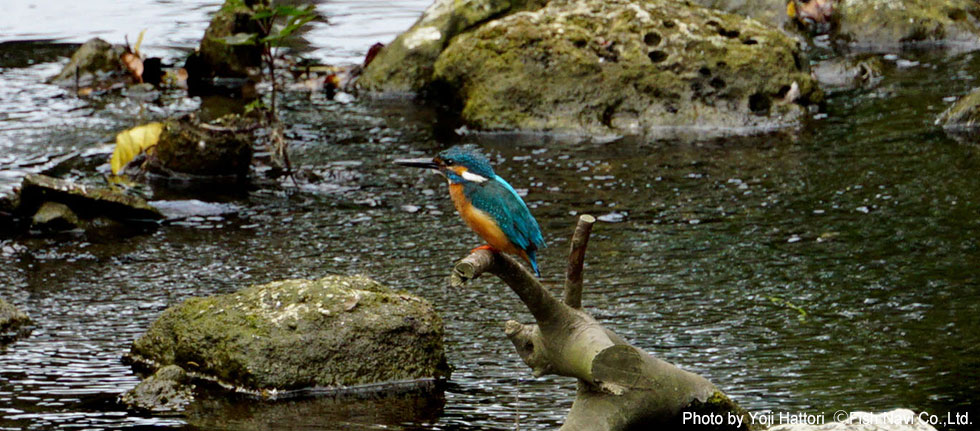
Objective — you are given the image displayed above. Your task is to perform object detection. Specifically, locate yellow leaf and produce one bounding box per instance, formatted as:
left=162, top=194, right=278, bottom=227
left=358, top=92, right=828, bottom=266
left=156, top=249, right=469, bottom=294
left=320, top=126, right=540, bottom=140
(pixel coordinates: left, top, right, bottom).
left=786, top=0, right=797, bottom=18
left=133, top=29, right=147, bottom=55
left=111, top=122, right=163, bottom=175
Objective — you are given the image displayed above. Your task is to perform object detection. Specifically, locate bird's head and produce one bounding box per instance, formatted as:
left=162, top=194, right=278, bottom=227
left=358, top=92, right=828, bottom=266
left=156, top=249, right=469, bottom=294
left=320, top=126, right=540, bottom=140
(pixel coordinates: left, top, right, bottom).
left=395, top=146, right=496, bottom=184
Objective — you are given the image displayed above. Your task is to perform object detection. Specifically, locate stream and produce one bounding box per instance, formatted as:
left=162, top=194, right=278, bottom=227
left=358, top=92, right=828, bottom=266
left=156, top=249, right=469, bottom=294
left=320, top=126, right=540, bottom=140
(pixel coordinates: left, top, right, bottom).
left=1, top=1, right=979, bottom=430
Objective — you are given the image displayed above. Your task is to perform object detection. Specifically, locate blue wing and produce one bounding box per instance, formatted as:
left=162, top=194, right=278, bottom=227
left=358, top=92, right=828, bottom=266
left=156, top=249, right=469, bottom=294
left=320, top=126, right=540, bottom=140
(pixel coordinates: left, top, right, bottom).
left=463, top=176, right=545, bottom=254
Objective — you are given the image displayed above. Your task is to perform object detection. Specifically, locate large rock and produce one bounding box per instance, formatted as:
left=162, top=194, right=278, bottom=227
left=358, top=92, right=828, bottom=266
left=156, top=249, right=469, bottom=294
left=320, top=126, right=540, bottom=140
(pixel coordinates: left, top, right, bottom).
left=431, top=0, right=820, bottom=137
left=836, top=0, right=980, bottom=49
left=359, top=0, right=549, bottom=93
left=0, top=298, right=32, bottom=346
left=125, top=275, right=450, bottom=396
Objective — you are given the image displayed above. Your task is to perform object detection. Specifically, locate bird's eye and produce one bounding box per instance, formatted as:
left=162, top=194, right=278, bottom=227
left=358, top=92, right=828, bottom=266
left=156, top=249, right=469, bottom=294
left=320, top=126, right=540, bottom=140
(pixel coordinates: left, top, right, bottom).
left=444, top=159, right=455, bottom=166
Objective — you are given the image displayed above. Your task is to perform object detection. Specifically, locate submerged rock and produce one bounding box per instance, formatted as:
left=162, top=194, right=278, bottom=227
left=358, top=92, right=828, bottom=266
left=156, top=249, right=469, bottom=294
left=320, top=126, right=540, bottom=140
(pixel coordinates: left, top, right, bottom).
left=15, top=174, right=163, bottom=226
left=126, top=275, right=450, bottom=396
left=937, top=86, right=980, bottom=143
left=431, top=0, right=820, bottom=137
left=48, top=38, right=128, bottom=84
left=0, top=298, right=32, bottom=346
left=359, top=0, right=549, bottom=93
left=810, top=54, right=884, bottom=91
left=938, top=87, right=980, bottom=128
left=769, top=408, right=937, bottom=431
left=120, top=365, right=195, bottom=414
left=0, top=196, right=18, bottom=236
left=31, top=201, right=82, bottom=231
left=836, top=0, right=980, bottom=49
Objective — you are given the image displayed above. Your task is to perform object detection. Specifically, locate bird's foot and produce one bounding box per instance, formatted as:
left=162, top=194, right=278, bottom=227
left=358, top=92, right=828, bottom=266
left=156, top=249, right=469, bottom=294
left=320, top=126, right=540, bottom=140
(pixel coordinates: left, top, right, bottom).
left=470, top=244, right=498, bottom=254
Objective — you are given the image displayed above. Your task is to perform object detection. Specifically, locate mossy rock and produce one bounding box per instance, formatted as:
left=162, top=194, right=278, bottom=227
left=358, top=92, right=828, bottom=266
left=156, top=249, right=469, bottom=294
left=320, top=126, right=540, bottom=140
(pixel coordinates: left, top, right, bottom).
left=15, top=174, right=162, bottom=223
left=358, top=0, right=549, bottom=93
left=836, top=0, right=980, bottom=48
left=126, top=275, right=450, bottom=395
left=48, top=38, right=127, bottom=84
left=937, top=86, right=980, bottom=144
left=193, top=0, right=267, bottom=79
left=119, top=365, right=195, bottom=414
left=811, top=54, right=884, bottom=90
left=432, top=0, right=820, bottom=137
left=689, top=0, right=793, bottom=31
left=0, top=298, right=32, bottom=345
left=31, top=201, right=81, bottom=231
left=147, top=115, right=254, bottom=179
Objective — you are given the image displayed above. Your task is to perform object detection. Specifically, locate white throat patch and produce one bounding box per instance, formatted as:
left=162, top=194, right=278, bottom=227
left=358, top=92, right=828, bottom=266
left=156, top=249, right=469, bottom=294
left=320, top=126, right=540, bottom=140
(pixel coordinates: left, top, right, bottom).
left=461, top=171, right=489, bottom=183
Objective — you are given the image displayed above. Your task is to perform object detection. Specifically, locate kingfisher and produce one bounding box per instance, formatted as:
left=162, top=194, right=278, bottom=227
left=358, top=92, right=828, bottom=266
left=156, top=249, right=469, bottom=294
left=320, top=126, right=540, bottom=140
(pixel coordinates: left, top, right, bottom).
left=396, top=146, right=546, bottom=276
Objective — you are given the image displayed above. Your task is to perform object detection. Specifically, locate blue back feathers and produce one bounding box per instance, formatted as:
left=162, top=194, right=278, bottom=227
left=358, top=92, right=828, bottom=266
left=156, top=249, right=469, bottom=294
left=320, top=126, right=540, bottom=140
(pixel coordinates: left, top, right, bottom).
left=440, top=146, right=546, bottom=275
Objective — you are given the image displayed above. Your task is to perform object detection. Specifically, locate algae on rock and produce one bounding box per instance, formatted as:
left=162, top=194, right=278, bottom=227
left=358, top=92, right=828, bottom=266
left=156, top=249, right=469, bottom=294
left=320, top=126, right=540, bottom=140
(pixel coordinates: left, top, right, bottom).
left=0, top=298, right=32, bottom=346
left=145, top=115, right=255, bottom=179
left=836, top=0, right=980, bottom=49
left=193, top=0, right=267, bottom=79
left=15, top=174, right=163, bottom=223
left=48, top=38, right=128, bottom=84
left=431, top=0, right=820, bottom=137
left=937, top=86, right=980, bottom=144
left=126, top=275, right=450, bottom=396
left=358, top=0, right=549, bottom=93
left=119, top=365, right=195, bottom=414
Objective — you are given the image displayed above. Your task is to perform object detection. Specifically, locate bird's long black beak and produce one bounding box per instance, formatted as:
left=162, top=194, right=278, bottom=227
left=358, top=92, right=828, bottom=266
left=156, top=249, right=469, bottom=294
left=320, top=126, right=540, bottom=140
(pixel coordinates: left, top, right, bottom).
left=394, top=158, right=440, bottom=170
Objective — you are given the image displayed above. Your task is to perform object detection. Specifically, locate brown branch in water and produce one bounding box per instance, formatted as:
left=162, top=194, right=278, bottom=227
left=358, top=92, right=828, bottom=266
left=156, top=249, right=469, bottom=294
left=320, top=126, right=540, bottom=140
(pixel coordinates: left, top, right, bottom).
left=563, top=214, right=596, bottom=309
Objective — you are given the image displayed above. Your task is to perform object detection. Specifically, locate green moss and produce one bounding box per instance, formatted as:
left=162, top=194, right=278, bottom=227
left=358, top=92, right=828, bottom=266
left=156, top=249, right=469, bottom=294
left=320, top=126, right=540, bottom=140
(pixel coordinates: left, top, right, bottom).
left=938, top=87, right=980, bottom=129
left=432, top=0, right=819, bottom=135
left=48, top=38, right=128, bottom=83
left=196, top=0, right=267, bottom=78
left=0, top=298, right=32, bottom=346
left=128, top=275, right=450, bottom=395
left=358, top=0, right=549, bottom=93
left=679, top=391, right=754, bottom=430
left=837, top=0, right=980, bottom=47
left=150, top=115, right=253, bottom=178
left=15, top=174, right=162, bottom=222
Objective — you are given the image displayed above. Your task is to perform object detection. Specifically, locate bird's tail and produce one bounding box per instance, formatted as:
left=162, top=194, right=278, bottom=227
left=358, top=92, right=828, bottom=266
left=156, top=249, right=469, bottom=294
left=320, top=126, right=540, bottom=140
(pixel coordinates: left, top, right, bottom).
left=527, top=250, right=540, bottom=277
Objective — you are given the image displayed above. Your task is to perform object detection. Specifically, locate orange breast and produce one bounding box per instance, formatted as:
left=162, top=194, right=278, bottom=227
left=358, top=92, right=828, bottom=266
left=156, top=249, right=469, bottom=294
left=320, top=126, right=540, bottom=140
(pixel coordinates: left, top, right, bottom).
left=448, top=183, right=526, bottom=259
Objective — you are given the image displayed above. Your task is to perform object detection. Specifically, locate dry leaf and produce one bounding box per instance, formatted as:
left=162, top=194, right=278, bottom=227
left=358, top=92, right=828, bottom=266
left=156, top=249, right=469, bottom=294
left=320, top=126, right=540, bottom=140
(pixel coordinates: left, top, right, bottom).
left=110, top=122, right=163, bottom=175
left=121, top=51, right=144, bottom=83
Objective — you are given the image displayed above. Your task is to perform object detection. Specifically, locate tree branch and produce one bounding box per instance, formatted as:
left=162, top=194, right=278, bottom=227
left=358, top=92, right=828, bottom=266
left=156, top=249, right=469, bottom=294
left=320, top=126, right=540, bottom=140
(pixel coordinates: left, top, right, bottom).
left=447, top=216, right=748, bottom=430
left=453, top=250, right=567, bottom=326
left=564, top=214, right=595, bottom=309
left=450, top=248, right=494, bottom=287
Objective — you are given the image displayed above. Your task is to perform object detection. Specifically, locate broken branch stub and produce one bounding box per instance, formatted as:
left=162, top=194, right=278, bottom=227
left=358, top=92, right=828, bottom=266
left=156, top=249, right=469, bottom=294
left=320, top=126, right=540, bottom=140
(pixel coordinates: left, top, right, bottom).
left=564, top=214, right=595, bottom=309
left=450, top=215, right=750, bottom=431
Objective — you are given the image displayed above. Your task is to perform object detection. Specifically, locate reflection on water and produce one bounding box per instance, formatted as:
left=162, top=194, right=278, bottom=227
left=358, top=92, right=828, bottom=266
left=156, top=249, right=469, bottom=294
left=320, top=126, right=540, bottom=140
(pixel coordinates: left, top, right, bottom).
left=1, top=1, right=980, bottom=430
